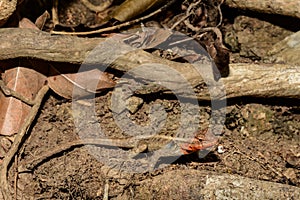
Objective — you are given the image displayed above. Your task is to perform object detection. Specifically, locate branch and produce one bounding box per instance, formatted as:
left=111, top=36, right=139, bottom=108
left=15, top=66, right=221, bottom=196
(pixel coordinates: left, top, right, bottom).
left=132, top=169, right=300, bottom=199
left=0, top=28, right=299, bottom=100
left=224, top=0, right=300, bottom=19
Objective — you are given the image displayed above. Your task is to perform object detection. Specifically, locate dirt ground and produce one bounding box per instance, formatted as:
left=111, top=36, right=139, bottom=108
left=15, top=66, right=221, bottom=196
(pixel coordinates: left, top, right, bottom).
left=14, top=90, right=299, bottom=199
left=0, top=0, right=300, bottom=199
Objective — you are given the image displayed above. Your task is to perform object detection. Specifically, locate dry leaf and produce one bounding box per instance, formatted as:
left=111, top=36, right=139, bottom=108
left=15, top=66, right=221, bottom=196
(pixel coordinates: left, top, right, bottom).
left=0, top=68, right=46, bottom=136
left=123, top=27, right=172, bottom=49
left=19, top=11, right=49, bottom=30
left=35, top=11, right=50, bottom=30
left=201, top=38, right=230, bottom=78
left=19, top=18, right=39, bottom=30
left=111, top=0, right=163, bottom=22
left=0, top=16, right=47, bottom=136
left=47, top=65, right=116, bottom=99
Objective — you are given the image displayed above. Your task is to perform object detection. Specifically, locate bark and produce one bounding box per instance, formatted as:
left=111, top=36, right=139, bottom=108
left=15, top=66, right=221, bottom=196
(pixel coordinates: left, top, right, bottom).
left=0, top=28, right=299, bottom=100
left=0, top=28, right=104, bottom=64
left=131, top=170, right=300, bottom=199
left=224, top=0, right=300, bottom=19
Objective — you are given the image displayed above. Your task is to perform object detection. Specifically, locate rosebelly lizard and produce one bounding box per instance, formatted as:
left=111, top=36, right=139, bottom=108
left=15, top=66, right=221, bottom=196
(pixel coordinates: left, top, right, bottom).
left=18, top=131, right=218, bottom=172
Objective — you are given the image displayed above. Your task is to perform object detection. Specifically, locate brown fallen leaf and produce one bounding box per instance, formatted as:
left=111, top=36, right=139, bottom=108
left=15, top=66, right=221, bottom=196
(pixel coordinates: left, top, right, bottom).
left=111, top=0, right=163, bottom=22
left=0, top=68, right=46, bottom=136
left=47, top=65, right=116, bottom=99
left=123, top=27, right=172, bottom=49
left=35, top=10, right=50, bottom=30
left=19, top=18, right=40, bottom=30
left=201, top=37, right=230, bottom=78
left=0, top=14, right=47, bottom=136
left=19, top=10, right=49, bottom=30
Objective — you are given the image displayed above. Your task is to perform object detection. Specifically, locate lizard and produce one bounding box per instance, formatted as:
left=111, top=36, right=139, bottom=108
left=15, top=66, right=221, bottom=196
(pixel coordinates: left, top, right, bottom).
left=18, top=129, right=218, bottom=172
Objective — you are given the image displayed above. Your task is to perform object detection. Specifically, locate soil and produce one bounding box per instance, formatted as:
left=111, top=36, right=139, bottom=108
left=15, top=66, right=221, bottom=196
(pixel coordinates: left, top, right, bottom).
left=0, top=0, right=300, bottom=199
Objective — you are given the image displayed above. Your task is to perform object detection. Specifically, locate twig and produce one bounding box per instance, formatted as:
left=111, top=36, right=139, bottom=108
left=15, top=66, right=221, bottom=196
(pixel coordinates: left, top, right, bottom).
left=171, top=0, right=224, bottom=44
left=0, top=80, right=35, bottom=106
left=225, top=146, right=284, bottom=178
left=51, top=0, right=177, bottom=35
left=184, top=19, right=225, bottom=47
left=0, top=85, right=49, bottom=200
left=216, top=0, right=224, bottom=27
left=170, top=0, right=202, bottom=30
left=14, top=156, right=18, bottom=200
left=52, top=0, right=59, bottom=26
left=103, top=179, right=109, bottom=200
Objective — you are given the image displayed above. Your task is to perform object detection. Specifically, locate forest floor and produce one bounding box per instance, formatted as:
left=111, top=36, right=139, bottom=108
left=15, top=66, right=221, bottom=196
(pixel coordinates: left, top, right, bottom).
left=0, top=0, right=299, bottom=199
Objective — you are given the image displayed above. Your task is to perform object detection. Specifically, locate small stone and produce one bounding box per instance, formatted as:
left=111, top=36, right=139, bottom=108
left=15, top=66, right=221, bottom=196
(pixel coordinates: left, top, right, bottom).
left=217, top=145, right=225, bottom=154
left=126, top=96, right=144, bottom=114
left=283, top=168, right=297, bottom=183
left=109, top=87, right=127, bottom=114
left=286, top=153, right=300, bottom=169
left=0, top=137, right=12, bottom=152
